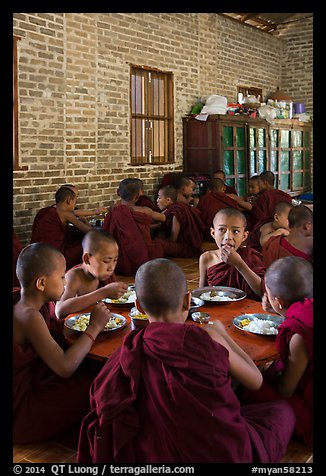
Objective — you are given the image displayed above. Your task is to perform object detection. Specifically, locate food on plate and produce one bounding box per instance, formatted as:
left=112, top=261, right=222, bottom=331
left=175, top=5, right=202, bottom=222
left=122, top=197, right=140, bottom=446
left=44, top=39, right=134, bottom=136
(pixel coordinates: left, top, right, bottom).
left=106, top=289, right=136, bottom=304
left=70, top=313, right=124, bottom=331
left=241, top=317, right=278, bottom=335
left=238, top=318, right=251, bottom=328
left=200, top=290, right=237, bottom=301
left=129, top=307, right=148, bottom=319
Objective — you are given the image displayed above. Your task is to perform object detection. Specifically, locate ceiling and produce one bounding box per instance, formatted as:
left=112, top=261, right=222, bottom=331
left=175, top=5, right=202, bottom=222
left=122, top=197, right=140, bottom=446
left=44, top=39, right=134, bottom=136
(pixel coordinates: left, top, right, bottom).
left=219, top=13, right=311, bottom=34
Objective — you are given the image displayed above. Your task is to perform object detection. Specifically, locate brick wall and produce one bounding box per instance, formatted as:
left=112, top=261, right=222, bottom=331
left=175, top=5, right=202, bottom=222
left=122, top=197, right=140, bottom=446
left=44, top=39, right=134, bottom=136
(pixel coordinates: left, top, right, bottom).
left=13, top=13, right=313, bottom=244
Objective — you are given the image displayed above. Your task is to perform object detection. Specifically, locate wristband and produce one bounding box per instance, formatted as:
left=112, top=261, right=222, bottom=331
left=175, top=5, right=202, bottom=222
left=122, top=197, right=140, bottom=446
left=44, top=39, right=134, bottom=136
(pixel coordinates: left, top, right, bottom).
left=84, top=331, right=95, bottom=343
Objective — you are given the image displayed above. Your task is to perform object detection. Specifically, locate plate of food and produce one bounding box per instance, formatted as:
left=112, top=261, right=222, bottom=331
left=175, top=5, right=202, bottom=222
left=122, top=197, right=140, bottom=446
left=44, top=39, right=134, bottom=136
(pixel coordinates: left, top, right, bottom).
left=232, top=313, right=284, bottom=335
left=192, top=286, right=246, bottom=303
left=65, top=312, right=127, bottom=332
left=103, top=286, right=136, bottom=307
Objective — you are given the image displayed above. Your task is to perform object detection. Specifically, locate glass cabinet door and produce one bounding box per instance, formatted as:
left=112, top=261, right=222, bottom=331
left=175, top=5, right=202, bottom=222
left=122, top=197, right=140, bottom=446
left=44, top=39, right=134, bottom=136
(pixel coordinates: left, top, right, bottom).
left=248, top=125, right=268, bottom=178
left=222, top=124, right=247, bottom=197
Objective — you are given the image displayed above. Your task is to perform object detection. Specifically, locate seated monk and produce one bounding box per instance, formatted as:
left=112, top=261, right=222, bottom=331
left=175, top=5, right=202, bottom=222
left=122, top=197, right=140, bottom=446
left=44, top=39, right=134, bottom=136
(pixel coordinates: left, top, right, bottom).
left=156, top=185, right=205, bottom=258
left=61, top=183, right=107, bottom=219
left=197, top=178, right=252, bottom=241
left=13, top=243, right=112, bottom=444
left=242, top=257, right=313, bottom=444
left=262, top=204, right=313, bottom=268
left=245, top=175, right=261, bottom=205
left=134, top=178, right=160, bottom=212
left=171, top=173, right=197, bottom=205
left=30, top=186, right=92, bottom=269
left=247, top=201, right=293, bottom=251
left=13, top=230, right=23, bottom=288
left=246, top=170, right=292, bottom=231
left=102, top=178, right=169, bottom=276
left=212, top=169, right=238, bottom=195
left=77, top=258, right=295, bottom=464
left=199, top=208, right=265, bottom=301
left=55, top=229, right=128, bottom=318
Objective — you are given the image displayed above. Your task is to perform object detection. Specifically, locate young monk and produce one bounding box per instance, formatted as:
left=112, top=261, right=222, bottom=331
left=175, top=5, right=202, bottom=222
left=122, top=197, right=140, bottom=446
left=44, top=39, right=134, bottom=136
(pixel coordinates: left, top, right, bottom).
left=242, top=256, right=313, bottom=445
left=55, top=229, right=128, bottom=318
left=262, top=205, right=313, bottom=268
left=212, top=169, right=238, bottom=195
left=62, top=184, right=107, bottom=219
left=248, top=201, right=292, bottom=251
left=13, top=243, right=112, bottom=444
left=199, top=208, right=265, bottom=301
left=102, top=178, right=168, bottom=275
left=134, top=178, right=160, bottom=212
left=156, top=185, right=205, bottom=258
left=173, top=174, right=197, bottom=205
left=245, top=175, right=261, bottom=204
left=31, top=186, right=92, bottom=269
left=197, top=178, right=251, bottom=241
left=77, top=258, right=295, bottom=463
left=247, top=170, right=292, bottom=231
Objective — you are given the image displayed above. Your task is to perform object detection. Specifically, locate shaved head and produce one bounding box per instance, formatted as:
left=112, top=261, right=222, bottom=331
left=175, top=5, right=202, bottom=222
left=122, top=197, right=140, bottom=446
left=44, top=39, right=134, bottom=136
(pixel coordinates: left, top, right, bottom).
left=213, top=207, right=247, bottom=229
left=82, top=229, right=117, bottom=254
left=265, top=256, right=313, bottom=304
left=135, top=258, right=187, bottom=316
left=288, top=204, right=313, bottom=228
left=16, top=243, right=64, bottom=288
left=159, top=185, right=177, bottom=203
left=275, top=201, right=293, bottom=215
left=118, top=178, right=141, bottom=201
left=206, top=178, right=225, bottom=192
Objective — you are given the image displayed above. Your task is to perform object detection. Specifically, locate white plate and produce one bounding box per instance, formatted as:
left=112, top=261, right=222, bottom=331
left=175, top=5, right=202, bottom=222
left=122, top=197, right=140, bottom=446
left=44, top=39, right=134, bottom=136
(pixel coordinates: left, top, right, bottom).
left=64, top=312, right=127, bottom=332
left=103, top=287, right=136, bottom=306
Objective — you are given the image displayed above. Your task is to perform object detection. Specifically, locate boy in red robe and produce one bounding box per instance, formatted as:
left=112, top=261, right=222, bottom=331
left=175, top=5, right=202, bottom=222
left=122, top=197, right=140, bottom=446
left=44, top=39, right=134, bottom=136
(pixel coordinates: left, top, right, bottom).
left=242, top=256, right=313, bottom=445
left=197, top=178, right=252, bottom=241
left=13, top=243, right=112, bottom=444
left=134, top=178, right=160, bottom=212
left=156, top=185, right=205, bottom=258
left=102, top=178, right=168, bottom=276
left=77, top=258, right=295, bottom=463
left=212, top=169, right=238, bottom=195
left=262, top=204, right=313, bottom=268
left=199, top=208, right=265, bottom=301
left=246, top=170, right=292, bottom=231
left=55, top=229, right=128, bottom=318
left=247, top=201, right=292, bottom=251
left=30, top=186, right=92, bottom=269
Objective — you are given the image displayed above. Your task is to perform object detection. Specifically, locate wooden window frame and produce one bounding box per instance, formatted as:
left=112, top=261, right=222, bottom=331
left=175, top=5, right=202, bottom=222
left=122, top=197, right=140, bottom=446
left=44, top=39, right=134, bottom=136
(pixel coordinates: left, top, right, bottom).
left=13, top=36, right=26, bottom=170
left=130, top=65, right=174, bottom=166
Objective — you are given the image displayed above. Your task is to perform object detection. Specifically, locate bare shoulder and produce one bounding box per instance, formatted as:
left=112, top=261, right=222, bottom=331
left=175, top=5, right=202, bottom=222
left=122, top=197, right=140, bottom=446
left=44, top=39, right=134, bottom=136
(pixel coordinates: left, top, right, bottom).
left=200, top=249, right=219, bottom=263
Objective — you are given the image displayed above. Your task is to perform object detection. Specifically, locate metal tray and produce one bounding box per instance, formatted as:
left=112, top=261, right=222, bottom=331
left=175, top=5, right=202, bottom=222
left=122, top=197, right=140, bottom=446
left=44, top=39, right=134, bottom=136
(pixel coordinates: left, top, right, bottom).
left=192, top=286, right=246, bottom=303
left=65, top=312, right=127, bottom=332
left=233, top=313, right=284, bottom=335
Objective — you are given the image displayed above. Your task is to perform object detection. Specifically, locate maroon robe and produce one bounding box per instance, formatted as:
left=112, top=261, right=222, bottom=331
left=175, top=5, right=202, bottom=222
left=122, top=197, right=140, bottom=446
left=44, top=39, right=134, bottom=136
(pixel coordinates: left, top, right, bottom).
left=207, top=247, right=266, bottom=301
left=197, top=192, right=241, bottom=241
left=102, top=204, right=166, bottom=276
left=13, top=231, right=23, bottom=287
left=77, top=322, right=295, bottom=463
left=243, top=299, right=313, bottom=444
left=246, top=189, right=292, bottom=231
left=135, top=194, right=160, bottom=212
left=159, top=202, right=205, bottom=258
left=262, top=235, right=313, bottom=268
left=30, top=205, right=83, bottom=269
left=225, top=184, right=238, bottom=195
left=13, top=289, right=95, bottom=444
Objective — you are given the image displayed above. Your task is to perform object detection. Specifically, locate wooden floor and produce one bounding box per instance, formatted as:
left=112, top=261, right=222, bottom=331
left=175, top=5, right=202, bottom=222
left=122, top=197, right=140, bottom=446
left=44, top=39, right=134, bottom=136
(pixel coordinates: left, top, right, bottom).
left=13, top=245, right=313, bottom=463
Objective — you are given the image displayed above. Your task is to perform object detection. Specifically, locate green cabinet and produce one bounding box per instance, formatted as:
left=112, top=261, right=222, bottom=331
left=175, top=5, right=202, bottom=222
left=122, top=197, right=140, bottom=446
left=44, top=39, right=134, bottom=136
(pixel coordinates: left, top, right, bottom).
left=183, top=115, right=312, bottom=196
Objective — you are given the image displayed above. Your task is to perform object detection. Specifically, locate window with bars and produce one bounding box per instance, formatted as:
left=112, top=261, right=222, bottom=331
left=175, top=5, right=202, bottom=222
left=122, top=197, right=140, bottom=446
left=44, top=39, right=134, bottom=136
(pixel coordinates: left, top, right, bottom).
left=130, top=66, right=174, bottom=165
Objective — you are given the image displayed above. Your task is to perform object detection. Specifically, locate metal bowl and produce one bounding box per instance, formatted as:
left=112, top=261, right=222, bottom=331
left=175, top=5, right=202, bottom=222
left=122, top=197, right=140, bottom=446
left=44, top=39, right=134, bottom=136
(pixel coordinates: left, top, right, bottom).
left=189, top=296, right=205, bottom=313
left=191, top=311, right=210, bottom=324
left=129, top=307, right=149, bottom=328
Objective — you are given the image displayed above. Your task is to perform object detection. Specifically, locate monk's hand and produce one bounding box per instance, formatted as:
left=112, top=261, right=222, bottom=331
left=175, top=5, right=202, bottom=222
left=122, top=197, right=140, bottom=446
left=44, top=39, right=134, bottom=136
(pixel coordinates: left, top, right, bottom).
left=262, top=292, right=274, bottom=313
left=88, top=302, right=112, bottom=333
left=104, top=281, right=128, bottom=299
left=220, top=244, right=241, bottom=266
